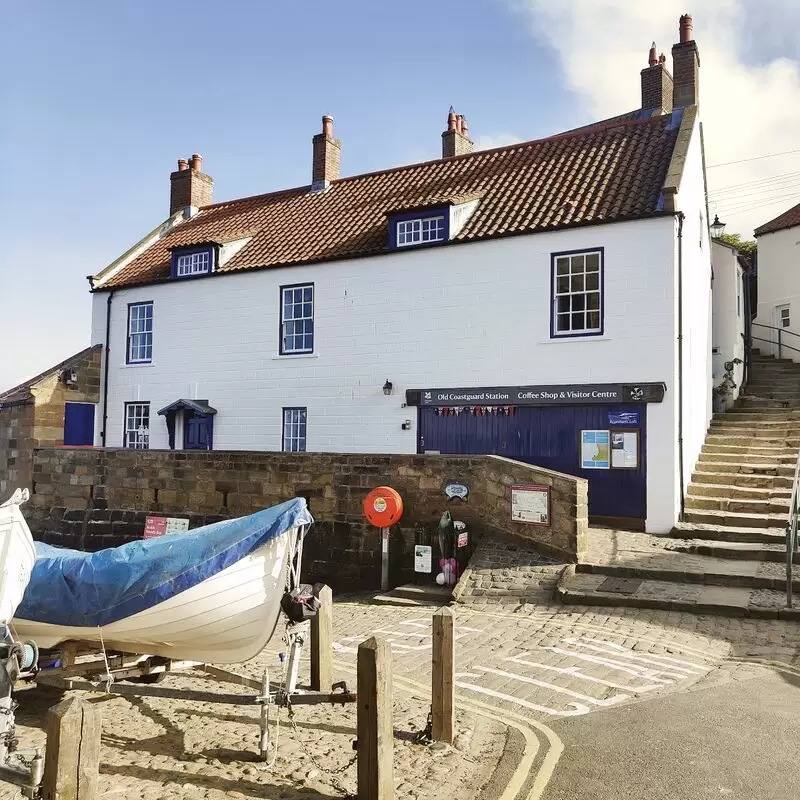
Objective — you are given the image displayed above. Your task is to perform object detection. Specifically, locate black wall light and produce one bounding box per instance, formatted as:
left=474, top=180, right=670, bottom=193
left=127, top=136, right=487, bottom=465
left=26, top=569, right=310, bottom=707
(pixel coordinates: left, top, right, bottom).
left=382, top=380, right=393, bottom=396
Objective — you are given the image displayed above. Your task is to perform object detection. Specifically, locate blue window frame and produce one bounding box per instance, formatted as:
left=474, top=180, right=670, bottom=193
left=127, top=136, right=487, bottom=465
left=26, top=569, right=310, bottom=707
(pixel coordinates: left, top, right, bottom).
left=388, top=209, right=450, bottom=249
left=550, top=249, right=604, bottom=338
left=127, top=302, right=153, bottom=363
left=280, top=284, right=314, bottom=354
left=123, top=402, right=150, bottom=449
left=282, top=407, right=307, bottom=452
left=170, top=245, right=215, bottom=279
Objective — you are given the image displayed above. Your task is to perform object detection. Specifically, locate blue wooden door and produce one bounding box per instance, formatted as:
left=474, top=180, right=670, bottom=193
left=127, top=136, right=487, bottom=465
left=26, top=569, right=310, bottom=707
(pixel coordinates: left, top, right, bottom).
left=418, top=404, right=647, bottom=521
left=63, top=402, right=95, bottom=446
left=184, top=412, right=213, bottom=450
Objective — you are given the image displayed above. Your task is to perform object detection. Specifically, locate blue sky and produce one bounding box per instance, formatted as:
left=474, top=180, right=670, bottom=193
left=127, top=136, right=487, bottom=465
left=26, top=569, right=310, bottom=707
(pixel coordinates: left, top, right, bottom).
left=2, top=0, right=800, bottom=389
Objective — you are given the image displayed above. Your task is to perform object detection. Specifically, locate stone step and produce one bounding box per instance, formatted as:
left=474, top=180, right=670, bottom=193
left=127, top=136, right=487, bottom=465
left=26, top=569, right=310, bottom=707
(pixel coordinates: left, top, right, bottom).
left=556, top=567, right=800, bottom=619
left=719, top=408, right=800, bottom=417
left=690, top=471, right=792, bottom=489
left=683, top=508, right=787, bottom=528
left=698, top=452, right=796, bottom=465
left=692, top=461, right=796, bottom=477
left=671, top=520, right=786, bottom=543
left=664, top=539, right=800, bottom=564
left=687, top=482, right=792, bottom=501
left=371, top=583, right=453, bottom=607
left=702, top=444, right=797, bottom=457
left=685, top=495, right=789, bottom=514
left=737, top=398, right=800, bottom=409
left=706, top=426, right=800, bottom=438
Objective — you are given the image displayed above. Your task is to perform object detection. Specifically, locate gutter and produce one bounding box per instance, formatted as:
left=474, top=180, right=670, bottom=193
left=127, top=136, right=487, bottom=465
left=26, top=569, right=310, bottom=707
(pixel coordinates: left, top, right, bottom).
left=676, top=213, right=686, bottom=521
left=101, top=291, right=114, bottom=446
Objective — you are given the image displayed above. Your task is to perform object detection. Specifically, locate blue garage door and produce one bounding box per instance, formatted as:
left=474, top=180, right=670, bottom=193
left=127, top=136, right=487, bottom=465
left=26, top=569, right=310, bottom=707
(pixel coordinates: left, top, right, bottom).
left=418, top=404, right=646, bottom=522
left=63, top=402, right=95, bottom=446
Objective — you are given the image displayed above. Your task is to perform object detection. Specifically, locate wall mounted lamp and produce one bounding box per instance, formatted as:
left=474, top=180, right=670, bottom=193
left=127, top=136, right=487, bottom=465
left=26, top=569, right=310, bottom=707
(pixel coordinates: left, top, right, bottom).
left=382, top=379, right=393, bottom=396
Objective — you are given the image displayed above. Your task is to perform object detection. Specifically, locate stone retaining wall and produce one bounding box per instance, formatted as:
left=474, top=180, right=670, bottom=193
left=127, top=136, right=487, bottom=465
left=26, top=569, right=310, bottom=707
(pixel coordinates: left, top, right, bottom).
left=27, top=448, right=588, bottom=590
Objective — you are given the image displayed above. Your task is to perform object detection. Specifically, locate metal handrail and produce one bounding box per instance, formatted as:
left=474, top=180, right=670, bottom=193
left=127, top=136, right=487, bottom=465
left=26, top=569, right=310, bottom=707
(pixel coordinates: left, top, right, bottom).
left=750, top=335, right=800, bottom=357
left=787, top=450, right=800, bottom=607
left=753, top=321, right=800, bottom=339
left=751, top=322, right=800, bottom=360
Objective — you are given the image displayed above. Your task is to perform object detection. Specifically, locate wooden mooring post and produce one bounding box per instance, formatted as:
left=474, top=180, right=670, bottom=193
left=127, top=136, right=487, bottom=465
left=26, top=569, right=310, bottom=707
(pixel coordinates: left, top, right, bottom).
left=357, top=636, right=393, bottom=800
left=310, top=584, right=333, bottom=692
left=431, top=607, right=454, bottom=744
left=41, top=694, right=101, bottom=800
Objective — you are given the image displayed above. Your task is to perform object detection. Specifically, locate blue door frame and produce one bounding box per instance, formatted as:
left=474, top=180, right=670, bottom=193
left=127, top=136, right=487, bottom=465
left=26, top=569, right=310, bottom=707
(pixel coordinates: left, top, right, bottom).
left=63, top=402, right=95, bottom=446
left=418, top=404, right=647, bottom=522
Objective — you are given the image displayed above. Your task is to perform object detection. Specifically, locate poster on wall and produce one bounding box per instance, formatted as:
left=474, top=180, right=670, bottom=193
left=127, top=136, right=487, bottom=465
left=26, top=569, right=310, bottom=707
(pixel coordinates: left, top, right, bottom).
left=144, top=516, right=190, bottom=539
left=581, top=430, right=611, bottom=469
left=511, top=485, right=551, bottom=525
left=611, top=431, right=639, bottom=469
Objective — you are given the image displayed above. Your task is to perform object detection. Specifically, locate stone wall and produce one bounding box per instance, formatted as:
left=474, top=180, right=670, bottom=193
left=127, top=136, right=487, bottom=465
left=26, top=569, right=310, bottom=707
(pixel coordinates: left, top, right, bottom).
left=27, top=448, right=588, bottom=591
left=0, top=403, right=34, bottom=499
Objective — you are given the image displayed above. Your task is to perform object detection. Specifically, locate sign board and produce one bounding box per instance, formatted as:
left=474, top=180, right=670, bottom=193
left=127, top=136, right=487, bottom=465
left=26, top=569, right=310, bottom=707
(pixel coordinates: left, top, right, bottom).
left=144, top=516, right=189, bottom=539
left=511, top=485, right=551, bottom=525
left=581, top=430, right=611, bottom=469
left=408, top=382, right=665, bottom=407
left=608, top=409, right=640, bottom=426
left=457, top=531, right=469, bottom=548
left=445, top=483, right=469, bottom=501
left=414, top=545, right=432, bottom=573
left=611, top=431, right=639, bottom=469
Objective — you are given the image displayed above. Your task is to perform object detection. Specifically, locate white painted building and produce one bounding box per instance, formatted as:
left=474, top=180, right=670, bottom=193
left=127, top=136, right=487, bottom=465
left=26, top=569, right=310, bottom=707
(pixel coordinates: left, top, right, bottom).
left=754, top=206, right=800, bottom=361
left=711, top=240, right=747, bottom=407
left=85, top=16, right=715, bottom=534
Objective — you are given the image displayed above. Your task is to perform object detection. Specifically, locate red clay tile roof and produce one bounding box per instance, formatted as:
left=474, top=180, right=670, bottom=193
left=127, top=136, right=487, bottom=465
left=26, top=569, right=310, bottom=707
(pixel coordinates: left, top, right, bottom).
left=101, top=113, right=681, bottom=289
left=755, top=201, right=800, bottom=237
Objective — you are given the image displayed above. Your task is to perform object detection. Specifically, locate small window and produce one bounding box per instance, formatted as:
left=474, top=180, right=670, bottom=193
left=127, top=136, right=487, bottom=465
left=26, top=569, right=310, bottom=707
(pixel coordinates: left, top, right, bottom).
left=396, top=216, right=445, bottom=247
left=127, top=302, right=153, bottom=363
left=280, top=284, right=314, bottom=354
left=282, top=407, right=307, bottom=452
left=170, top=246, right=214, bottom=278
left=781, top=307, right=791, bottom=328
left=551, top=250, right=603, bottom=337
left=123, top=402, right=150, bottom=449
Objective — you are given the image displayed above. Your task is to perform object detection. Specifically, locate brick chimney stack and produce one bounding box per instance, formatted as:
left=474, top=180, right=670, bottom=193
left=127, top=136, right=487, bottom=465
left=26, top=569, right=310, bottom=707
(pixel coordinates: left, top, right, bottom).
left=312, top=115, right=341, bottom=190
left=640, top=41, right=674, bottom=114
left=442, top=107, right=474, bottom=158
left=170, top=153, right=213, bottom=217
left=672, top=13, right=700, bottom=107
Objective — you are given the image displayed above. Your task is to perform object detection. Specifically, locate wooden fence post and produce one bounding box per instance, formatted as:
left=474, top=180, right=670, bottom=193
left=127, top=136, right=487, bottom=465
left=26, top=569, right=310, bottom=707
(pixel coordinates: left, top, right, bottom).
left=41, top=694, right=101, bottom=800
left=431, top=607, right=454, bottom=744
left=357, top=636, right=393, bottom=800
left=311, top=584, right=333, bottom=692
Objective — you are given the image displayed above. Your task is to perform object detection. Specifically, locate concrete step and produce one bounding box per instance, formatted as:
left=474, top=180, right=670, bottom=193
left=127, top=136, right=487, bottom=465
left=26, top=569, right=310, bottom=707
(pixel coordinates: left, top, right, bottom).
left=683, top=508, right=787, bottom=528
left=371, top=583, right=452, bottom=607
left=687, top=482, right=792, bottom=501
left=556, top=567, right=800, bottom=619
left=685, top=495, right=788, bottom=515
left=671, top=520, right=786, bottom=543
left=690, top=470, right=792, bottom=489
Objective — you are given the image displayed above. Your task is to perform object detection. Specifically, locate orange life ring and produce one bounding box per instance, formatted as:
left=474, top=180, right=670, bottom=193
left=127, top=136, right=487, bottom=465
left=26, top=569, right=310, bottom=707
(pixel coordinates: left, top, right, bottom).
left=363, top=486, right=404, bottom=528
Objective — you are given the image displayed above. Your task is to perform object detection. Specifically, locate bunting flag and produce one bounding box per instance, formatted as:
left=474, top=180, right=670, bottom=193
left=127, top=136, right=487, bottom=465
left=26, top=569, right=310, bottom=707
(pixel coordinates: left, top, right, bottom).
left=434, top=405, right=518, bottom=417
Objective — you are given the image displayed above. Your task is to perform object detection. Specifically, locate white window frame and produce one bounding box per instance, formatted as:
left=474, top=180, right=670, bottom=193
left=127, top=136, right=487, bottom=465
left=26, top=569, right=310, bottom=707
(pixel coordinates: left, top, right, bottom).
left=781, top=307, right=791, bottom=328
left=282, top=407, right=307, bottom=452
left=280, top=284, right=314, bottom=355
left=396, top=216, right=446, bottom=247
left=124, top=402, right=150, bottom=449
left=552, top=250, right=603, bottom=337
left=176, top=250, right=211, bottom=277
left=127, top=302, right=153, bottom=364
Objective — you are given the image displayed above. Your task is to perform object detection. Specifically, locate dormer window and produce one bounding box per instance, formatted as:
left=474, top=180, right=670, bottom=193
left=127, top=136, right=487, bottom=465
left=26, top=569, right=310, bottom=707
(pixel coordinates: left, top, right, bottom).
left=170, top=245, right=216, bottom=279
left=397, top=216, right=446, bottom=247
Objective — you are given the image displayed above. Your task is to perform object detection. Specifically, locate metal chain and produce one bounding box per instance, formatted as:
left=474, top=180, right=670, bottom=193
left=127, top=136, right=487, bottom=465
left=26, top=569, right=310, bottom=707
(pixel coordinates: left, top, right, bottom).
left=287, top=706, right=358, bottom=800
left=413, top=709, right=434, bottom=746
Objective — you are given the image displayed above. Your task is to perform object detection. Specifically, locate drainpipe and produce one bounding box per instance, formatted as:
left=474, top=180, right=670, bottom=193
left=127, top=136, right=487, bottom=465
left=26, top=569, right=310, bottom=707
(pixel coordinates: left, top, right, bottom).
left=677, top=213, right=685, bottom=520
left=101, top=291, right=114, bottom=446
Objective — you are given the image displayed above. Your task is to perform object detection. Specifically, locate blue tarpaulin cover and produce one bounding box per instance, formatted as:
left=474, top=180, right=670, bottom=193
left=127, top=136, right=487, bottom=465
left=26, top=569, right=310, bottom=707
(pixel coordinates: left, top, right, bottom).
left=15, top=498, right=312, bottom=628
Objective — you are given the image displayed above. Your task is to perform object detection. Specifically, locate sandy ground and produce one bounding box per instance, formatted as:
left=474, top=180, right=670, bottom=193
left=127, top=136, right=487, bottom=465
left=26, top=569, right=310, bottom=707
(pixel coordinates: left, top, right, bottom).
left=0, top=648, right=506, bottom=800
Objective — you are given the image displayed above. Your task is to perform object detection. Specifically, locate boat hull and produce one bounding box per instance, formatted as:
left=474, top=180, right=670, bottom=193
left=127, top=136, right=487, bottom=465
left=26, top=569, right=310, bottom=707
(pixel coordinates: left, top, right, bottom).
left=0, top=491, right=36, bottom=626
left=12, top=529, right=293, bottom=664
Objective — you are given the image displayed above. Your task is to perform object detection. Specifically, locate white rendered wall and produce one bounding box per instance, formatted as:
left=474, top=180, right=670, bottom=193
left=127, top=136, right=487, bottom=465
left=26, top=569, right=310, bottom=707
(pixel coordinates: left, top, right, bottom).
left=91, top=217, right=680, bottom=531
left=711, top=241, right=746, bottom=399
left=755, top=226, right=800, bottom=360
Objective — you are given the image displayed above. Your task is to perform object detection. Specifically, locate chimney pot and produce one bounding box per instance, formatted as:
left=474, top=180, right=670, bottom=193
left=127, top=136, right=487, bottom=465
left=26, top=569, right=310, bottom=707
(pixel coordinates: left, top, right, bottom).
left=322, top=115, right=334, bottom=138
left=177, top=158, right=189, bottom=171
left=679, top=13, right=693, bottom=43
left=648, top=42, right=658, bottom=67
left=441, top=108, right=474, bottom=158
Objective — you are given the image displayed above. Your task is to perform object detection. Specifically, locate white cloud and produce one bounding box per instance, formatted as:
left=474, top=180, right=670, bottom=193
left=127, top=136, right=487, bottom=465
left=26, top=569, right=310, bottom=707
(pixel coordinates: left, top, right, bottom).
left=475, top=133, right=524, bottom=151
left=506, top=0, right=800, bottom=237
